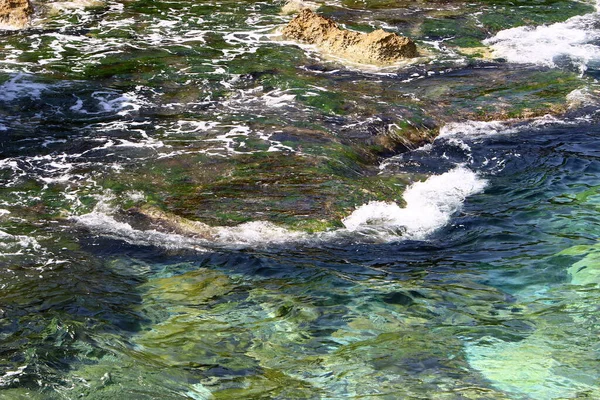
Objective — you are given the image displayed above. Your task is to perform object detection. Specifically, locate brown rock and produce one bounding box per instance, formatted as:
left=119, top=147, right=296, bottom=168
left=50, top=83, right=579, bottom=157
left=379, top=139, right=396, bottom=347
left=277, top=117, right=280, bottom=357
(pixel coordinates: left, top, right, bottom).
left=282, top=9, right=417, bottom=65
left=0, top=0, right=33, bottom=29
left=124, top=205, right=217, bottom=239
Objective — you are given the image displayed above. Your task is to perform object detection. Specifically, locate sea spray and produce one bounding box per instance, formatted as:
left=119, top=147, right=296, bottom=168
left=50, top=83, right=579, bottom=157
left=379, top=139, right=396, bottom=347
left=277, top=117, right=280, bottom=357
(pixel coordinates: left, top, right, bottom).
left=342, top=167, right=487, bottom=240
left=483, top=11, right=600, bottom=74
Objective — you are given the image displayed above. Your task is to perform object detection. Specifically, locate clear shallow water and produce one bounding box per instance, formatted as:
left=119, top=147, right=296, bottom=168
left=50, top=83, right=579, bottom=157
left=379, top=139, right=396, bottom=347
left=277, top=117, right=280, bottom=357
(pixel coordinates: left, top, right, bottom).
left=1, top=0, right=600, bottom=399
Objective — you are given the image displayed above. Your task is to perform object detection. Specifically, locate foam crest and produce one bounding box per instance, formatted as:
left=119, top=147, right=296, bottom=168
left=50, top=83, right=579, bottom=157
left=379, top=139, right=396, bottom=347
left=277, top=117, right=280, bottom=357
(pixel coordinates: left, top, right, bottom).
left=342, top=167, right=487, bottom=240
left=203, top=124, right=295, bottom=156
left=90, top=90, right=149, bottom=116
left=74, top=209, right=307, bottom=251
left=484, top=13, right=600, bottom=73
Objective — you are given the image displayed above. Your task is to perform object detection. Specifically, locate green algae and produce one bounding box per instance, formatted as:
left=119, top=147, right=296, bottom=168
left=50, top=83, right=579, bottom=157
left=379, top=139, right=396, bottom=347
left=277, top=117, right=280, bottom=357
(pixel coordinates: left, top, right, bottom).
left=466, top=283, right=600, bottom=399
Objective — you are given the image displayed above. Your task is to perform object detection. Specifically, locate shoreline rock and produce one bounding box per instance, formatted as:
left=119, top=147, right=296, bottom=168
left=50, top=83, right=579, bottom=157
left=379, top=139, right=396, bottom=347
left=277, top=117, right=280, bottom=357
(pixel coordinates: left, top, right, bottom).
left=0, top=0, right=33, bottom=29
left=123, top=205, right=217, bottom=240
left=282, top=9, right=417, bottom=65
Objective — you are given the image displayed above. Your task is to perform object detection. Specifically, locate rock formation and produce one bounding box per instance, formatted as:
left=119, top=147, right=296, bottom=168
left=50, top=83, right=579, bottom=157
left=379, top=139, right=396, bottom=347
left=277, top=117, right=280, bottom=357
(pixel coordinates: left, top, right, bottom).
left=0, top=0, right=33, bottom=29
left=282, top=9, right=417, bottom=65
left=124, top=205, right=217, bottom=240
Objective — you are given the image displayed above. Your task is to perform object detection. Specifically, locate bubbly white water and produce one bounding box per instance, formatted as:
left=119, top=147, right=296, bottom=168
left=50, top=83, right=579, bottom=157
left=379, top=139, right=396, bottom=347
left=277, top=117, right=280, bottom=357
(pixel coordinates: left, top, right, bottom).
left=438, top=120, right=520, bottom=139
left=0, top=229, right=42, bottom=256
left=484, top=10, right=600, bottom=73
left=0, top=74, right=54, bottom=101
left=342, top=167, right=487, bottom=240
left=73, top=211, right=211, bottom=251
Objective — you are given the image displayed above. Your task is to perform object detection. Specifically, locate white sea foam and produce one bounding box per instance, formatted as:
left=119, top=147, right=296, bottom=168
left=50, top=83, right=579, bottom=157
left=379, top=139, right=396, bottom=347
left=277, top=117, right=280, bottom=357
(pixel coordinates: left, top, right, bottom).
left=566, top=87, right=600, bottom=108
left=0, top=229, right=43, bottom=256
left=0, top=365, right=28, bottom=387
left=0, top=74, right=54, bottom=101
left=215, top=222, right=308, bottom=246
left=484, top=12, right=600, bottom=73
left=438, top=120, right=520, bottom=140
left=90, top=90, right=149, bottom=116
left=222, top=87, right=297, bottom=110
left=72, top=193, right=305, bottom=249
left=202, top=124, right=295, bottom=155
left=342, top=167, right=487, bottom=240
left=75, top=209, right=312, bottom=249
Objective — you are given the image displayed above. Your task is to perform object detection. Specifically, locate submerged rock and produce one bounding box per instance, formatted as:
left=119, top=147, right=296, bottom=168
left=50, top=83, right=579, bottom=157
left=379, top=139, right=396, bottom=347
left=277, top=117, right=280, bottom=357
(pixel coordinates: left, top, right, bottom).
left=45, top=0, right=104, bottom=15
left=0, top=0, right=33, bottom=29
left=281, top=0, right=319, bottom=15
left=282, top=9, right=417, bottom=65
left=124, top=204, right=217, bottom=240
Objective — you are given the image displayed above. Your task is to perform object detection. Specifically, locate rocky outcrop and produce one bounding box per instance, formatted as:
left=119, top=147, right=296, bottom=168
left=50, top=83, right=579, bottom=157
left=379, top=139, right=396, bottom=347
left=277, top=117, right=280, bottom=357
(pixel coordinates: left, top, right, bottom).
left=282, top=9, right=417, bottom=65
left=124, top=205, right=217, bottom=239
left=0, top=0, right=33, bottom=29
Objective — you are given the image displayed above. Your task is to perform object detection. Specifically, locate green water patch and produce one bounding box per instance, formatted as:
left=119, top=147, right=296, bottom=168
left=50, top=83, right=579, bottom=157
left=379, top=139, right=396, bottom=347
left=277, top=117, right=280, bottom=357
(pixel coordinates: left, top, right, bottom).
left=120, top=261, right=525, bottom=398
left=559, top=239, right=600, bottom=286
left=465, top=282, right=600, bottom=399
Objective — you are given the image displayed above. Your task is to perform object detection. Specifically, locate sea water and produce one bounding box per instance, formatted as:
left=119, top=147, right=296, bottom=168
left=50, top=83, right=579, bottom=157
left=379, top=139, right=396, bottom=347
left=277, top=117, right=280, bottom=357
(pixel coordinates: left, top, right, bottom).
left=1, top=0, right=600, bottom=398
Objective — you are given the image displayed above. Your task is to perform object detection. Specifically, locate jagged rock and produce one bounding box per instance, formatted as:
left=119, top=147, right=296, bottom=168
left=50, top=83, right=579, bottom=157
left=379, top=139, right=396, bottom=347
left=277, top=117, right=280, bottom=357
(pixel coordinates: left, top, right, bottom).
left=0, top=0, right=33, bottom=29
left=282, top=9, right=417, bottom=65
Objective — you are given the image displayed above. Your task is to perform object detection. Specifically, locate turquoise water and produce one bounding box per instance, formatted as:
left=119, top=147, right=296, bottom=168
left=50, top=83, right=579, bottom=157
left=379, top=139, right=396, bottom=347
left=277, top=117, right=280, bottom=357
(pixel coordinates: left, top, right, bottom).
left=1, top=0, right=600, bottom=398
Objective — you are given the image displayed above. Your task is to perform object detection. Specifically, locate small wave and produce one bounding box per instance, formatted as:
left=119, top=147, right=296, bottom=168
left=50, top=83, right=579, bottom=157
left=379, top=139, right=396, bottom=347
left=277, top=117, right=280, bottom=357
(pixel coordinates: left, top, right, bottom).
left=74, top=168, right=486, bottom=250
left=438, top=120, right=520, bottom=139
left=73, top=211, right=210, bottom=252
left=484, top=12, right=600, bottom=73
left=74, top=211, right=308, bottom=250
left=342, top=167, right=487, bottom=240
left=215, top=222, right=308, bottom=246
left=72, top=195, right=308, bottom=250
